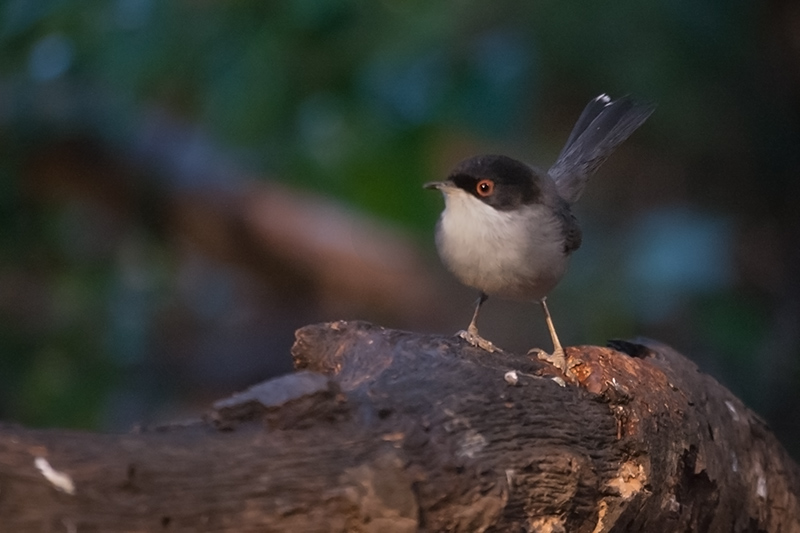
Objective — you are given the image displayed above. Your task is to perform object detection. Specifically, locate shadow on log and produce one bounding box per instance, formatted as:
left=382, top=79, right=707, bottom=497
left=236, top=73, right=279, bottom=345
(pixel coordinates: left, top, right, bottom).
left=1, top=321, right=799, bottom=532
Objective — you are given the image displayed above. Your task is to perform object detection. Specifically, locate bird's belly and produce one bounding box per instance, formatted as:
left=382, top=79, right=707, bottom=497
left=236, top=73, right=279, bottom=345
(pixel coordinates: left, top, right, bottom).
left=435, top=203, right=569, bottom=301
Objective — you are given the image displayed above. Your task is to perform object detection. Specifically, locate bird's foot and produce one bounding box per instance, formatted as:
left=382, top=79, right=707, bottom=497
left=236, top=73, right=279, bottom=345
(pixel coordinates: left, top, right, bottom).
left=529, top=347, right=567, bottom=373
left=457, top=327, right=497, bottom=353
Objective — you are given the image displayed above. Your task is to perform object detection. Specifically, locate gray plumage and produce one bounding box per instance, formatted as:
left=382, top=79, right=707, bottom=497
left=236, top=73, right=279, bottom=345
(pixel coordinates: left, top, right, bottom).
left=424, top=93, right=653, bottom=367
left=549, top=94, right=655, bottom=205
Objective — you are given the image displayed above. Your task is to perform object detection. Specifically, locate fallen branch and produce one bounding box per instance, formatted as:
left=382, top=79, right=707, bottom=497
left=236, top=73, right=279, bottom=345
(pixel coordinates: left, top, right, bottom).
left=1, top=321, right=798, bottom=532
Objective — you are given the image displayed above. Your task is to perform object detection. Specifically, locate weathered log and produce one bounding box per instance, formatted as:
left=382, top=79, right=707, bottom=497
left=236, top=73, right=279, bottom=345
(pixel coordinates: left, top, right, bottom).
left=1, top=320, right=798, bottom=532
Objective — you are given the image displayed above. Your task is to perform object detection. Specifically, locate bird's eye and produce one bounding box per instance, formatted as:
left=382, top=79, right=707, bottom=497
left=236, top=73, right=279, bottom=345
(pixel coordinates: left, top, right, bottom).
left=476, top=179, right=494, bottom=197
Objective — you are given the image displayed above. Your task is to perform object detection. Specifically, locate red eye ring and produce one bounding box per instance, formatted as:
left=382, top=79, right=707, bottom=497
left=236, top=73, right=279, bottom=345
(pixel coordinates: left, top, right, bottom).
left=476, top=179, right=494, bottom=197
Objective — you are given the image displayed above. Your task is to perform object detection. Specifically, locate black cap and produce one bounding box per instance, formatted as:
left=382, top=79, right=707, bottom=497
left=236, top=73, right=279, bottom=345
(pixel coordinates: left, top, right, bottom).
left=447, top=155, right=543, bottom=211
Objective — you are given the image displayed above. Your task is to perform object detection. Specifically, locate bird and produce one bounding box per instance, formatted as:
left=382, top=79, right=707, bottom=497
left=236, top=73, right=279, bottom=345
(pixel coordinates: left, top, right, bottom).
left=424, top=94, right=654, bottom=372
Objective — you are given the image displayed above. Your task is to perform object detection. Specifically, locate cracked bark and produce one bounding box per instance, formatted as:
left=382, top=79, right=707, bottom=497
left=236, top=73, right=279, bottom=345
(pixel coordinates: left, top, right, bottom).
left=1, top=321, right=798, bottom=532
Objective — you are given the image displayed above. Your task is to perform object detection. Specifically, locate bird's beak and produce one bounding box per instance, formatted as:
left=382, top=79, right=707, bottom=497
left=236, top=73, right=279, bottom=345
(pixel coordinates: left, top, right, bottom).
left=423, top=180, right=452, bottom=190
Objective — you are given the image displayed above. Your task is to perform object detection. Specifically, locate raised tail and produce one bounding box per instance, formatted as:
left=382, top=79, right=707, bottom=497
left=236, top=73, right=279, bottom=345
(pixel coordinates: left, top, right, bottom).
left=548, top=94, right=655, bottom=204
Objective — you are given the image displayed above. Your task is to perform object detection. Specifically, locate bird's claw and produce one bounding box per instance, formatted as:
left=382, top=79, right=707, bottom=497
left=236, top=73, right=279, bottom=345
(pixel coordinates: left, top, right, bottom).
left=457, top=328, right=497, bottom=353
left=529, top=347, right=567, bottom=373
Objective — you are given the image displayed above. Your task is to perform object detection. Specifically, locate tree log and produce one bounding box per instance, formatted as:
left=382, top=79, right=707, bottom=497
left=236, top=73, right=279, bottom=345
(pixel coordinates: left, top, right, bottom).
left=1, top=321, right=798, bottom=532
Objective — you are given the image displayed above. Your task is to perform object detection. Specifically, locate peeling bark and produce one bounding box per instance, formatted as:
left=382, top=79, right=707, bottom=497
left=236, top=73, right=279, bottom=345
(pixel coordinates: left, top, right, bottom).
left=1, top=321, right=798, bottom=532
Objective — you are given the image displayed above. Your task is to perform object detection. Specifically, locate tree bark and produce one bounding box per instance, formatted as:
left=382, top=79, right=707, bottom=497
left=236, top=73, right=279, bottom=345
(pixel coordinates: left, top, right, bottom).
left=1, top=321, right=798, bottom=532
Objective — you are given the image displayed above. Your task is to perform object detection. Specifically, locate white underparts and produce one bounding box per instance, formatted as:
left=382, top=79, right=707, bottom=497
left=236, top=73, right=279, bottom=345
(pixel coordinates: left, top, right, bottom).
left=435, top=188, right=569, bottom=301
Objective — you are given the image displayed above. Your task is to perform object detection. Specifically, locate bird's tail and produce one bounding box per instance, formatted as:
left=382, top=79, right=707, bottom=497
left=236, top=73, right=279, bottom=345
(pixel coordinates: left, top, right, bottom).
left=548, top=94, right=655, bottom=205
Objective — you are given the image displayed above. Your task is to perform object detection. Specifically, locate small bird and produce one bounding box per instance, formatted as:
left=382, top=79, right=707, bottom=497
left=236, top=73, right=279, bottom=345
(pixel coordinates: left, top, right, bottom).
left=424, top=94, right=654, bottom=372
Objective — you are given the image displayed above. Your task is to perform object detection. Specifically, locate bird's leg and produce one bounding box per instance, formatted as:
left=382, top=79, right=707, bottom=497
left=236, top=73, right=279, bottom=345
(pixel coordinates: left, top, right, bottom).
left=457, top=292, right=497, bottom=352
left=533, top=297, right=567, bottom=372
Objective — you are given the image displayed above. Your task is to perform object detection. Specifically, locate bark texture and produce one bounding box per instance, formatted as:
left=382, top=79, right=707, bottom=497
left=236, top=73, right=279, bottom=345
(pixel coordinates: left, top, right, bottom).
left=1, top=320, right=798, bottom=532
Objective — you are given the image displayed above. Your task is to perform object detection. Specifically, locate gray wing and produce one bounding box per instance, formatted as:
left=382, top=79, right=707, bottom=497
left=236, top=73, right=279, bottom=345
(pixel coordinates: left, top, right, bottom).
left=555, top=198, right=582, bottom=254
left=549, top=94, right=655, bottom=205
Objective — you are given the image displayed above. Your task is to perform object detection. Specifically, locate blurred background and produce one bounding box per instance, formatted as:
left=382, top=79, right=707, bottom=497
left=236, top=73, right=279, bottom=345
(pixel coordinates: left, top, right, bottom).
left=1, top=1, right=798, bottom=458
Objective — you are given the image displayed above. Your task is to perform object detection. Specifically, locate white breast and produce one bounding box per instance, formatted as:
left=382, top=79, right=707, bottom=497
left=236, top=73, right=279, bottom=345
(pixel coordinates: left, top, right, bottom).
left=435, top=189, right=569, bottom=301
